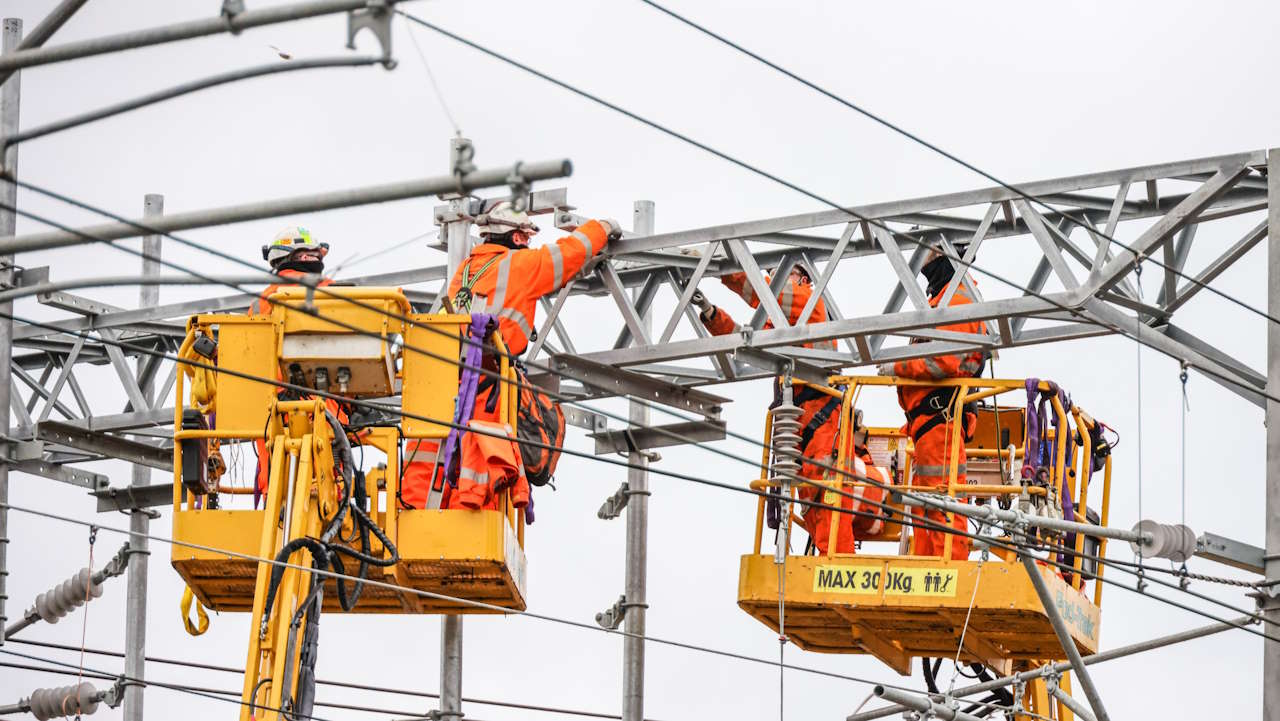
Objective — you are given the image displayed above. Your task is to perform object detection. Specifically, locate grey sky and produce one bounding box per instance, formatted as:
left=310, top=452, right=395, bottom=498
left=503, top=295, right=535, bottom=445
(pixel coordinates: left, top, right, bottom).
left=2, top=1, right=1276, bottom=719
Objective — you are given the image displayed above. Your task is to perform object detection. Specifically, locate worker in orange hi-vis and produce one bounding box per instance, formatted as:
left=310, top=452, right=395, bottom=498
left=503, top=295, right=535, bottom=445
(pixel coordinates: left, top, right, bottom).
left=693, top=263, right=836, bottom=350
left=878, top=241, right=987, bottom=560
left=249, top=226, right=349, bottom=502
left=798, top=410, right=889, bottom=555
left=689, top=262, right=840, bottom=536
left=400, top=202, right=622, bottom=510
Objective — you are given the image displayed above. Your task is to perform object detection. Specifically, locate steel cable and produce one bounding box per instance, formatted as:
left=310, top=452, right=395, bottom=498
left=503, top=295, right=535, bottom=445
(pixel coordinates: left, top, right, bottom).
left=635, top=0, right=1280, bottom=329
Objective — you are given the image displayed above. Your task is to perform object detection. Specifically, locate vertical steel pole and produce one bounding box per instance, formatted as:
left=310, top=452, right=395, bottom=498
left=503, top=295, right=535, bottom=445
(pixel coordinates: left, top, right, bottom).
left=122, top=194, right=162, bottom=719
left=1018, top=554, right=1110, bottom=721
left=439, top=136, right=472, bottom=721
left=0, top=17, right=23, bottom=649
left=1265, top=147, right=1280, bottom=721
left=622, top=200, right=654, bottom=721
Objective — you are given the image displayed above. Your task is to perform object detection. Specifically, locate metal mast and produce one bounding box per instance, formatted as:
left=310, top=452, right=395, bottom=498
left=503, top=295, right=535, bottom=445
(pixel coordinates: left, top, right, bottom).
left=622, top=200, right=654, bottom=721
left=122, top=193, right=162, bottom=720
left=1264, top=146, right=1280, bottom=721
left=0, top=16, right=21, bottom=649
left=438, top=136, right=473, bottom=721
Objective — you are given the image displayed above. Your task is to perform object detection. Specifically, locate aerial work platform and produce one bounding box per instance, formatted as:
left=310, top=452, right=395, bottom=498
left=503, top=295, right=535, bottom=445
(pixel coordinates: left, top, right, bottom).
left=738, top=554, right=1098, bottom=674
left=169, top=287, right=528, bottom=616
left=739, top=376, right=1113, bottom=678
left=172, top=507, right=526, bottom=614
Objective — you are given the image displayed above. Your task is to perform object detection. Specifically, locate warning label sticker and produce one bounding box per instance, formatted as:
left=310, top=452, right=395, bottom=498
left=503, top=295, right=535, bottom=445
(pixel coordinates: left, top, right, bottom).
left=812, top=566, right=882, bottom=594
left=883, top=566, right=959, bottom=597
left=812, top=564, right=959, bottom=597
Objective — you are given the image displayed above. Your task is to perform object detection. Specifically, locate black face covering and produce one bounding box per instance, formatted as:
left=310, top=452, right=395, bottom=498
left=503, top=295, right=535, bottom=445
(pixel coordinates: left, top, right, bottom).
left=276, top=259, right=325, bottom=275
left=921, top=255, right=954, bottom=298
left=920, top=244, right=968, bottom=297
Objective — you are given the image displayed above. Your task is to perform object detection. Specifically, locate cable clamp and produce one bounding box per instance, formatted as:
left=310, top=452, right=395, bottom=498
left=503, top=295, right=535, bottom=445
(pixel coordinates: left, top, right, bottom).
left=221, top=0, right=246, bottom=33
left=506, top=162, right=530, bottom=212
left=347, top=1, right=397, bottom=68
left=447, top=138, right=477, bottom=196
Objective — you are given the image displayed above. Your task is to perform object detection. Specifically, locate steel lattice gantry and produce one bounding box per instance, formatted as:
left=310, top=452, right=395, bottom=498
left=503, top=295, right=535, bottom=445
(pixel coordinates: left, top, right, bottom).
left=1, top=149, right=1272, bottom=497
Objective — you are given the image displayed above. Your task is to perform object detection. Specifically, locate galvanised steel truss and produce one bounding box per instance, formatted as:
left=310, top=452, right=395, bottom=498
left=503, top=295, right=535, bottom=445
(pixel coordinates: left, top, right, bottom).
left=3, top=150, right=1271, bottom=498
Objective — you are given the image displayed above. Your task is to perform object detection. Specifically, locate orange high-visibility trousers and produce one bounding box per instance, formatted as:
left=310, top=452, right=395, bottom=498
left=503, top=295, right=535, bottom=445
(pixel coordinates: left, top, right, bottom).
left=909, top=421, right=971, bottom=560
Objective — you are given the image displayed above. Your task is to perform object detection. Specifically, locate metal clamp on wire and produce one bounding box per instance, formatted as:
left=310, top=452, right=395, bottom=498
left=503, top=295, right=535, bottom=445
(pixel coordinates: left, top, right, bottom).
left=347, top=0, right=397, bottom=69
left=449, top=138, right=476, bottom=195
left=618, top=427, right=661, bottom=464
left=506, top=161, right=530, bottom=212
left=221, top=0, right=246, bottom=33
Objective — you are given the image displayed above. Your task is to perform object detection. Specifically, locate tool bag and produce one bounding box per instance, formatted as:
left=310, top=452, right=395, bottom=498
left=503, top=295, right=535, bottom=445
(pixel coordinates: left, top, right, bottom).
left=515, top=368, right=565, bottom=487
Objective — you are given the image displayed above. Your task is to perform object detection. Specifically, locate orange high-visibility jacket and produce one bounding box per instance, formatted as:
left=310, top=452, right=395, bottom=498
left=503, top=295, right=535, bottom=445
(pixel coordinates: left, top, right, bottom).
left=892, top=282, right=983, bottom=561
left=801, top=449, right=888, bottom=555
left=448, top=221, right=610, bottom=356
left=893, top=284, right=986, bottom=434
left=703, top=272, right=835, bottom=349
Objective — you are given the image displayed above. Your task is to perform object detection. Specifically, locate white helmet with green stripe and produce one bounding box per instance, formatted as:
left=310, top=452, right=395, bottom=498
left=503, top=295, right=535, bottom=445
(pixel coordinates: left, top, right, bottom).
left=262, top=225, right=329, bottom=270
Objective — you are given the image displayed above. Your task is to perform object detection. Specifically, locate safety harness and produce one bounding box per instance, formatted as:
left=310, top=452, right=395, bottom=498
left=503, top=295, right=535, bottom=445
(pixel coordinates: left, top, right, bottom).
left=904, top=387, right=981, bottom=443
left=452, top=254, right=503, bottom=313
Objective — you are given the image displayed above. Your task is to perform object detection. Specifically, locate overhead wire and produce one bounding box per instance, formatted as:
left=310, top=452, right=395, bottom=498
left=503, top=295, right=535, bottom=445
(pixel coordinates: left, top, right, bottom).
left=635, top=0, right=1280, bottom=329
left=388, top=10, right=1279, bottom=411
left=0, top=500, right=957, bottom=696
left=1, top=183, right=1273, bottom=653
left=0, top=644, right=344, bottom=721
left=402, top=5, right=463, bottom=137
left=4, top=638, right=648, bottom=721
left=0, top=199, right=1269, bottom=637
left=0, top=11, right=1258, bottom=720
left=3, top=300, right=1271, bottom=637
left=0, top=11, right=1271, bottom=660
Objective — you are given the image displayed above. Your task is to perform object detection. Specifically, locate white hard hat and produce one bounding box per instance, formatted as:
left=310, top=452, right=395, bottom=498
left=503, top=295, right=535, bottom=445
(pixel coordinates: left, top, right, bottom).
left=262, top=225, right=329, bottom=267
left=475, top=200, right=539, bottom=237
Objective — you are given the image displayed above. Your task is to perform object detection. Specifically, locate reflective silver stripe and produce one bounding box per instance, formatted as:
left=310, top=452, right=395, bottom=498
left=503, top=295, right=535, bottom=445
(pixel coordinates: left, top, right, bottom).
left=405, top=448, right=438, bottom=464
left=459, top=467, right=490, bottom=486
left=488, top=256, right=513, bottom=310
left=571, top=229, right=594, bottom=258
left=741, top=281, right=756, bottom=304
left=923, top=357, right=948, bottom=379
left=778, top=284, right=794, bottom=320
left=498, top=307, right=534, bottom=338
left=958, top=358, right=983, bottom=375
left=547, top=243, right=565, bottom=290
left=914, top=464, right=967, bottom=477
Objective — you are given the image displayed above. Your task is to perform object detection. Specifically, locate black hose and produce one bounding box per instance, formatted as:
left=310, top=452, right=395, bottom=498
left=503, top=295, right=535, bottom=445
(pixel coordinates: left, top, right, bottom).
left=922, top=657, right=941, bottom=694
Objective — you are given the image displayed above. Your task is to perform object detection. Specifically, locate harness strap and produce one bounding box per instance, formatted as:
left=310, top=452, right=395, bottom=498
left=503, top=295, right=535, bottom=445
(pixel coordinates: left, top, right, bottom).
left=453, top=255, right=504, bottom=311
left=905, top=387, right=960, bottom=423
left=799, top=397, right=842, bottom=454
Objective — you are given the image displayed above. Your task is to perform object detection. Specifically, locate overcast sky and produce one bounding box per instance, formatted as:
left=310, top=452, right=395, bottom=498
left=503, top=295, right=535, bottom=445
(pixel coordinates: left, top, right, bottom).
left=2, top=1, right=1277, bottom=719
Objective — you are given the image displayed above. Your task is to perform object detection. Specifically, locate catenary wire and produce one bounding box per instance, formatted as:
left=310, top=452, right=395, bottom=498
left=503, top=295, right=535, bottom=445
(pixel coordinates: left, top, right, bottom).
left=2, top=283, right=1271, bottom=637
left=402, top=5, right=463, bottom=136
left=387, top=10, right=1279, bottom=409
left=0, top=645, right=343, bottom=721
left=5, top=137, right=1278, bottom=429
left=0, top=657, right=447, bottom=720
left=0, top=51, right=1269, bottom=633
left=4, top=638, right=651, bottom=721
left=5, top=299, right=1269, bottom=634
left=1, top=500, right=968, bottom=697
left=12, top=497, right=1251, bottom=721
left=0, top=14, right=1249, bottom=721
left=635, top=0, right=1280, bottom=329
left=0, top=197, right=1266, bottom=640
